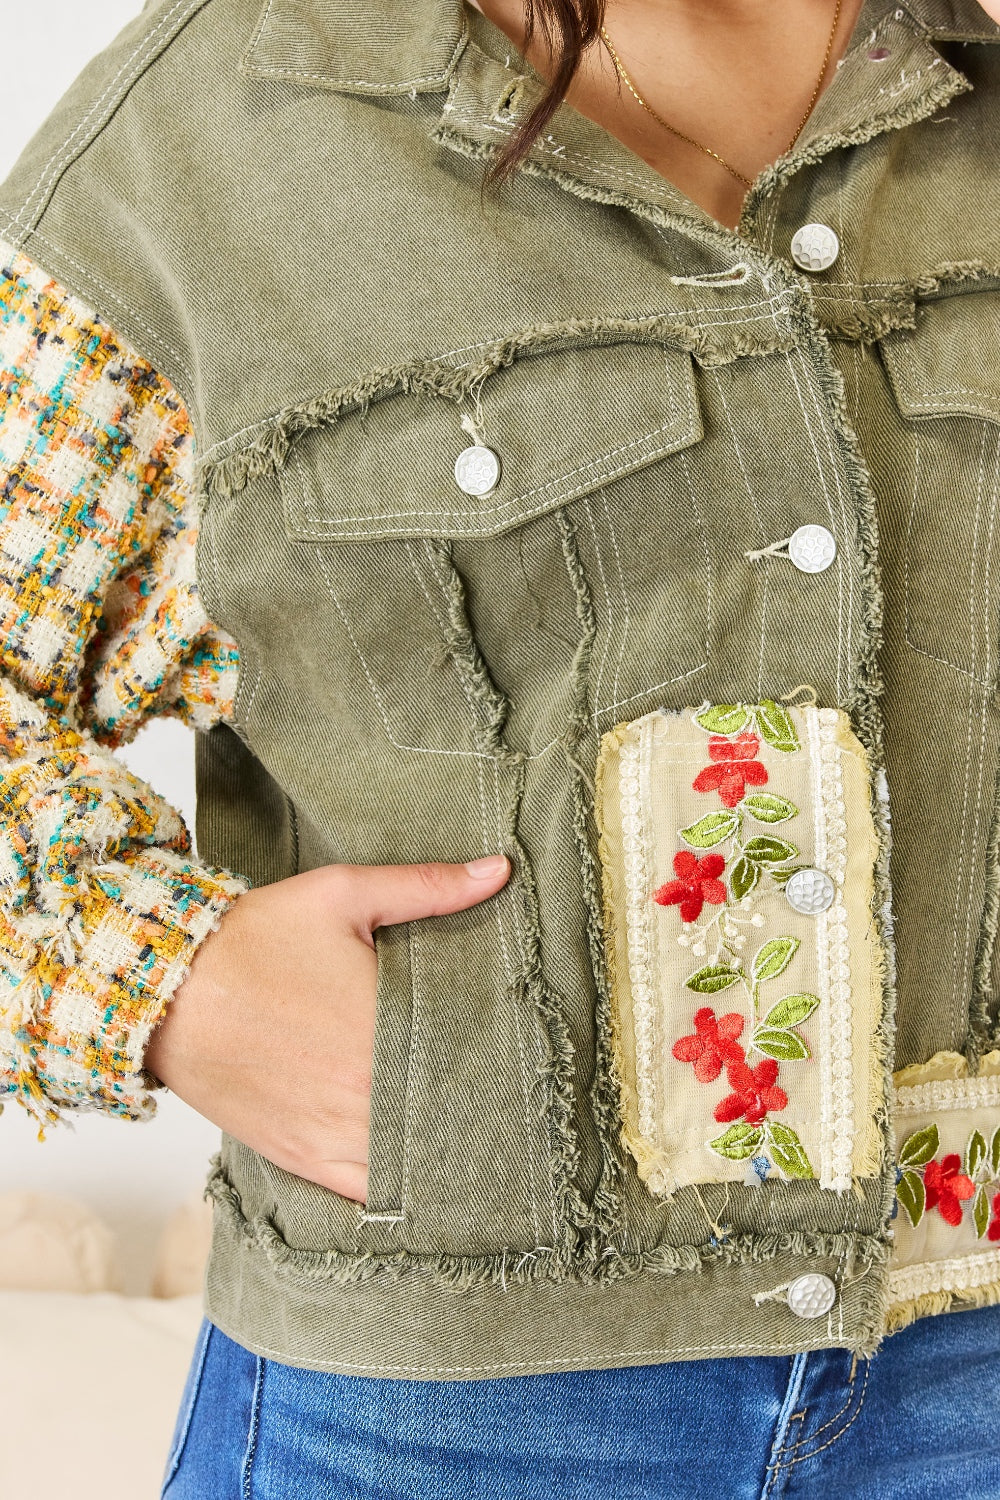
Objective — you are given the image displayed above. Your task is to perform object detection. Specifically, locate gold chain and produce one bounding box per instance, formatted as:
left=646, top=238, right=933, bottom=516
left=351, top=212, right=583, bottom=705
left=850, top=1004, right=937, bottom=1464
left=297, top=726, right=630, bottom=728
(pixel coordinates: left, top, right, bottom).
left=599, top=0, right=844, bottom=190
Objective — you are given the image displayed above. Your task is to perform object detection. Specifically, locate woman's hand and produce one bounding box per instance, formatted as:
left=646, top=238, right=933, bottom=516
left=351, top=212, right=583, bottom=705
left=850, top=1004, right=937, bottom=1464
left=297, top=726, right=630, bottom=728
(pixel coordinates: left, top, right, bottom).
left=142, top=854, right=511, bottom=1203
left=975, top=0, right=1000, bottom=23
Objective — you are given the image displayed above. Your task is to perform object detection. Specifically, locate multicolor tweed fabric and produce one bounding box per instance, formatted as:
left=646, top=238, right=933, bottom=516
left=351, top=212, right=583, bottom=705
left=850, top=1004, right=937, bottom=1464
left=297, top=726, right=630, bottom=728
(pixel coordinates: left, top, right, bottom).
left=0, top=239, right=251, bottom=1138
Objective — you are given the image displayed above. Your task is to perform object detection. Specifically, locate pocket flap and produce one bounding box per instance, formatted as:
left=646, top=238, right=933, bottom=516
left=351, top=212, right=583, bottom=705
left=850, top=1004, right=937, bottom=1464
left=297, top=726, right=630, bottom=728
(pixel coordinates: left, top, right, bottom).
left=280, top=338, right=702, bottom=542
left=880, top=291, right=1000, bottom=425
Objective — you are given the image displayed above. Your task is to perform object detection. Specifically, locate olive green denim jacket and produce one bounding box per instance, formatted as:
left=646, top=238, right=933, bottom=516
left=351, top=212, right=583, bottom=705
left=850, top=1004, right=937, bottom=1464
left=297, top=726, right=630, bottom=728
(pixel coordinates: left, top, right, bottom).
left=4, top=0, right=1000, bottom=1378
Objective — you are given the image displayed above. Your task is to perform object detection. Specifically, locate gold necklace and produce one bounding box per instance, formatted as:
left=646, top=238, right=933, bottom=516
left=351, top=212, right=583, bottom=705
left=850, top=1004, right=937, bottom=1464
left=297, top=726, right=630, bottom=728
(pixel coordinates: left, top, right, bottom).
left=599, top=0, right=844, bottom=190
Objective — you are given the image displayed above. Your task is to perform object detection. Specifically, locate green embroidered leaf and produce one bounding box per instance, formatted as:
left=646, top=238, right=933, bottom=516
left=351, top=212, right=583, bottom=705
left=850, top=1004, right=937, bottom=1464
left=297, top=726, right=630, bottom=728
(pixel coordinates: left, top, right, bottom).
left=769, top=864, right=809, bottom=889
left=695, top=704, right=749, bottom=736
left=767, top=1123, right=814, bottom=1179
left=753, top=1026, right=811, bottom=1061
left=755, top=699, right=801, bottom=754
left=762, top=993, right=821, bottom=1028
left=730, top=855, right=761, bottom=901
left=975, top=1185, right=991, bottom=1240
left=965, top=1129, right=988, bottom=1179
left=680, top=811, right=740, bottom=849
left=743, top=836, right=798, bottom=865
left=709, top=1122, right=764, bottom=1160
left=742, top=793, right=798, bottom=824
left=991, top=1126, right=1000, bottom=1176
left=899, top=1123, right=940, bottom=1169
left=896, top=1169, right=926, bottom=1228
left=685, top=963, right=742, bottom=994
left=751, top=936, right=800, bottom=984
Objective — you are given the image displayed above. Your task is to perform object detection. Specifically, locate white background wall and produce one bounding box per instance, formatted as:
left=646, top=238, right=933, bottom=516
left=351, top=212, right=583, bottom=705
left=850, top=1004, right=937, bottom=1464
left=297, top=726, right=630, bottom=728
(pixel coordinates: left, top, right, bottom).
left=2, top=2, right=225, bottom=1295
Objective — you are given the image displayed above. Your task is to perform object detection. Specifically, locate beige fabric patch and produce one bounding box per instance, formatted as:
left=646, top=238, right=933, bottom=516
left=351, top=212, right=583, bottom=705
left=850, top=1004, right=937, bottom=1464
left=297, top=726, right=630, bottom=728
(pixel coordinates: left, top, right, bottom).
left=594, top=700, right=886, bottom=1198
left=888, top=1050, right=1000, bottom=1319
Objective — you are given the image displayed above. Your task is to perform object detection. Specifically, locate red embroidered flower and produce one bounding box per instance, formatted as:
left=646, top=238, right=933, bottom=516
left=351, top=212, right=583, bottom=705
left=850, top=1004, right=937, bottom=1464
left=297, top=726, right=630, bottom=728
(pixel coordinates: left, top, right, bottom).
left=672, top=1007, right=746, bottom=1083
left=693, top=732, right=768, bottom=808
left=988, top=1193, right=1000, bottom=1243
left=653, top=851, right=727, bottom=922
left=923, top=1155, right=976, bottom=1227
left=714, top=1058, right=789, bottom=1126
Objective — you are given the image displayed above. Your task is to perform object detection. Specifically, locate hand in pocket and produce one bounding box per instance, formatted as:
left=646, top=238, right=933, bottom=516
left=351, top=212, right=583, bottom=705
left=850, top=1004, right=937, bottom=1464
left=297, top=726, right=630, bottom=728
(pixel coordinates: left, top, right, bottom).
left=143, top=854, right=511, bottom=1202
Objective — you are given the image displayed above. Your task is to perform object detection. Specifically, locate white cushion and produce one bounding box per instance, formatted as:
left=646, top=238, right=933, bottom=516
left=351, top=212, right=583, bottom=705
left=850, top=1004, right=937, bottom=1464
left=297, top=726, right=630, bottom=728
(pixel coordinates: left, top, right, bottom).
left=0, top=1191, right=119, bottom=1293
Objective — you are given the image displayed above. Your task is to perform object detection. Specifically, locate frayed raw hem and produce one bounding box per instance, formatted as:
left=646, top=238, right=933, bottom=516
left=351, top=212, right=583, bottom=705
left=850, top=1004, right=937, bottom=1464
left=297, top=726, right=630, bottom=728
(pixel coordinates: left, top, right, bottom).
left=966, top=756, right=1000, bottom=1066
left=196, top=297, right=796, bottom=500
left=428, top=539, right=594, bottom=1253
left=885, top=1275, right=1000, bottom=1335
left=822, top=301, right=917, bottom=344
left=741, top=70, right=973, bottom=227
left=202, top=1152, right=888, bottom=1291
left=784, top=298, right=898, bottom=1237
left=0, top=877, right=247, bottom=1139
left=555, top=506, right=628, bottom=1247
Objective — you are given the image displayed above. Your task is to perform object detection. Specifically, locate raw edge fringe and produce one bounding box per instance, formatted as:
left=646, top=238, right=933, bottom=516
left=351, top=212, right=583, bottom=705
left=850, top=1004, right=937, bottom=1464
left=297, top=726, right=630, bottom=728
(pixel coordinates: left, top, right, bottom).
left=203, top=1153, right=888, bottom=1290
left=821, top=301, right=917, bottom=345
left=590, top=719, right=678, bottom=1195
left=0, top=879, right=246, bottom=1139
left=885, top=1275, right=1000, bottom=1336
left=196, top=300, right=780, bottom=501
left=783, top=283, right=898, bottom=1333
left=968, top=756, right=1000, bottom=1066
left=430, top=540, right=592, bottom=1256
left=555, top=506, right=628, bottom=1250
left=742, top=70, right=973, bottom=227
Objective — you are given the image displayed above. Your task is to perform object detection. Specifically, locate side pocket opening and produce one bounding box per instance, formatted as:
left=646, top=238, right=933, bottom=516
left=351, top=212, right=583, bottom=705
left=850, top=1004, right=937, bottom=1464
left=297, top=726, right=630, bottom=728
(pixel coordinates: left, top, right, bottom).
left=357, top=920, right=417, bottom=1232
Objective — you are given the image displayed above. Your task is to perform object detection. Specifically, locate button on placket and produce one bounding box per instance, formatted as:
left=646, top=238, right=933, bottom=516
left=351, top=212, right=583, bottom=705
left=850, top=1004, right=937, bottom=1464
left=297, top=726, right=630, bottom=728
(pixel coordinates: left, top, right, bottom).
left=788, top=524, right=837, bottom=573
left=790, top=223, right=840, bottom=273
left=786, top=1272, right=838, bottom=1318
left=746, top=524, right=837, bottom=573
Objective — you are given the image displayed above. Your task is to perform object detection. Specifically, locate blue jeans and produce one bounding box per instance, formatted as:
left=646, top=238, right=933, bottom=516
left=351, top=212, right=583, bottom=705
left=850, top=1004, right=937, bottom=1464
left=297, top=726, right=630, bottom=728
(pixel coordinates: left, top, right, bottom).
left=160, top=1303, right=1000, bottom=1498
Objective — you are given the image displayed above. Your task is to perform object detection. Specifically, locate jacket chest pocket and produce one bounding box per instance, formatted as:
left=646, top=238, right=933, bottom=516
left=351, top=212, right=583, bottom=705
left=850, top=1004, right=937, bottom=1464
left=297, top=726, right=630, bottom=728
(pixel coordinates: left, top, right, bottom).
left=879, top=291, right=1000, bottom=684
left=278, top=336, right=711, bottom=755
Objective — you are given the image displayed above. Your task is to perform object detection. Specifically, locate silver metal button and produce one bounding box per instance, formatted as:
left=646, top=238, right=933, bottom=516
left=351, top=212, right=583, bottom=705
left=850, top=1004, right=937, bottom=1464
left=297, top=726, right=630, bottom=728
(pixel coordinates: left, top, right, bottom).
left=787, top=1272, right=837, bottom=1319
left=790, top=223, right=840, bottom=273
left=454, top=444, right=501, bottom=497
left=788, top=524, right=837, bottom=573
left=785, top=867, right=836, bottom=915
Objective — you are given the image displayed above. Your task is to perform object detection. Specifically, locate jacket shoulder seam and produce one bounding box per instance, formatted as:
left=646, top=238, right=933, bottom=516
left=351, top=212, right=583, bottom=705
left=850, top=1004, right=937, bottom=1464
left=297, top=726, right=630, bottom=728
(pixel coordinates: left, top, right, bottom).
left=0, top=0, right=217, bottom=249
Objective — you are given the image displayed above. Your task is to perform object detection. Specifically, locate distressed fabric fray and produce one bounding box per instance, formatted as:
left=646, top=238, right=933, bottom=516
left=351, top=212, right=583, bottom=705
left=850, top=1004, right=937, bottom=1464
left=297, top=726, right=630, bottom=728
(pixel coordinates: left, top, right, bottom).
left=594, top=700, right=886, bottom=1199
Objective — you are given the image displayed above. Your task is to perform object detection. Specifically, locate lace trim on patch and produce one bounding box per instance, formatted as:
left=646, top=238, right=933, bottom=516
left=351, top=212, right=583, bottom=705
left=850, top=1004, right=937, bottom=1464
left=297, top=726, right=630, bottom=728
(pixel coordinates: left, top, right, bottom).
left=887, top=1052, right=1000, bottom=1328
left=595, top=699, right=886, bottom=1200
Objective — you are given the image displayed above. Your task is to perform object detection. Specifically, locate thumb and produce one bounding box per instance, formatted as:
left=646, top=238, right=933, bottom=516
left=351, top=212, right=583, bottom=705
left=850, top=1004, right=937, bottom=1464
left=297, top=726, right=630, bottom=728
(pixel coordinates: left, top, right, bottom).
left=351, top=854, right=511, bottom=934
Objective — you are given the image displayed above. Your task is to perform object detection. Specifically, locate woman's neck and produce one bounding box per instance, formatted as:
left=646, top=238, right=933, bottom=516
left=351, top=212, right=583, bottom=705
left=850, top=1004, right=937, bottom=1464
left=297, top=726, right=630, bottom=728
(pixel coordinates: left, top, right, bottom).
left=463, top=0, right=865, bottom=230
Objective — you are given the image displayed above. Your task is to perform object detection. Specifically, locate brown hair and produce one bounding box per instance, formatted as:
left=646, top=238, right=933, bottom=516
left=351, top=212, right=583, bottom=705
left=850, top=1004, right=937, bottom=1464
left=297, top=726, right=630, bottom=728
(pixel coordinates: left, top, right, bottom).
left=483, top=0, right=607, bottom=188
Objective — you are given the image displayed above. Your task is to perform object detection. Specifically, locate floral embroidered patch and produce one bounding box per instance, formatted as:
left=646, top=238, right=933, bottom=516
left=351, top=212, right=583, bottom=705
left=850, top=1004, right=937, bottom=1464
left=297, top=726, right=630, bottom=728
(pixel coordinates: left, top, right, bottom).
left=594, top=700, right=886, bottom=1197
left=887, top=1051, right=1000, bottom=1327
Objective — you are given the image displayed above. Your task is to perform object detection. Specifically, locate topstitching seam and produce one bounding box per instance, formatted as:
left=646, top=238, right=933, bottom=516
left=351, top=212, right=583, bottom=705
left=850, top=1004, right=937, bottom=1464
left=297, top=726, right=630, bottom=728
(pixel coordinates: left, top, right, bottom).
left=785, top=349, right=846, bottom=700
left=772, top=1359, right=872, bottom=1469
left=2, top=0, right=208, bottom=244
left=417, top=537, right=549, bottom=1241
left=203, top=1315, right=873, bottom=1375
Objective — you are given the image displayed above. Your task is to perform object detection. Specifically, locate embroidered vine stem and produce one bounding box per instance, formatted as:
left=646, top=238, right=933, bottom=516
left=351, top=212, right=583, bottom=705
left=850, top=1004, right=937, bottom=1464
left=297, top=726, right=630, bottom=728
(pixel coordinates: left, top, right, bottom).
left=660, top=701, right=823, bottom=1182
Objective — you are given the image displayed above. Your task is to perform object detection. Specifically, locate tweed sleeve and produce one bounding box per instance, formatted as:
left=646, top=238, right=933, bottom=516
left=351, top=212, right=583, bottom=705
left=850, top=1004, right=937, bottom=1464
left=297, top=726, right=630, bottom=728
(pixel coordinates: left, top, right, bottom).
left=0, top=241, right=252, bottom=1138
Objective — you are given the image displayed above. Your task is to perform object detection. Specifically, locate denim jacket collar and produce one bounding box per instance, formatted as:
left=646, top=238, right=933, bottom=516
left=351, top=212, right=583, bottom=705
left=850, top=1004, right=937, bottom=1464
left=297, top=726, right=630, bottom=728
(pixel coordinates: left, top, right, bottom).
left=238, top=0, right=1000, bottom=99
